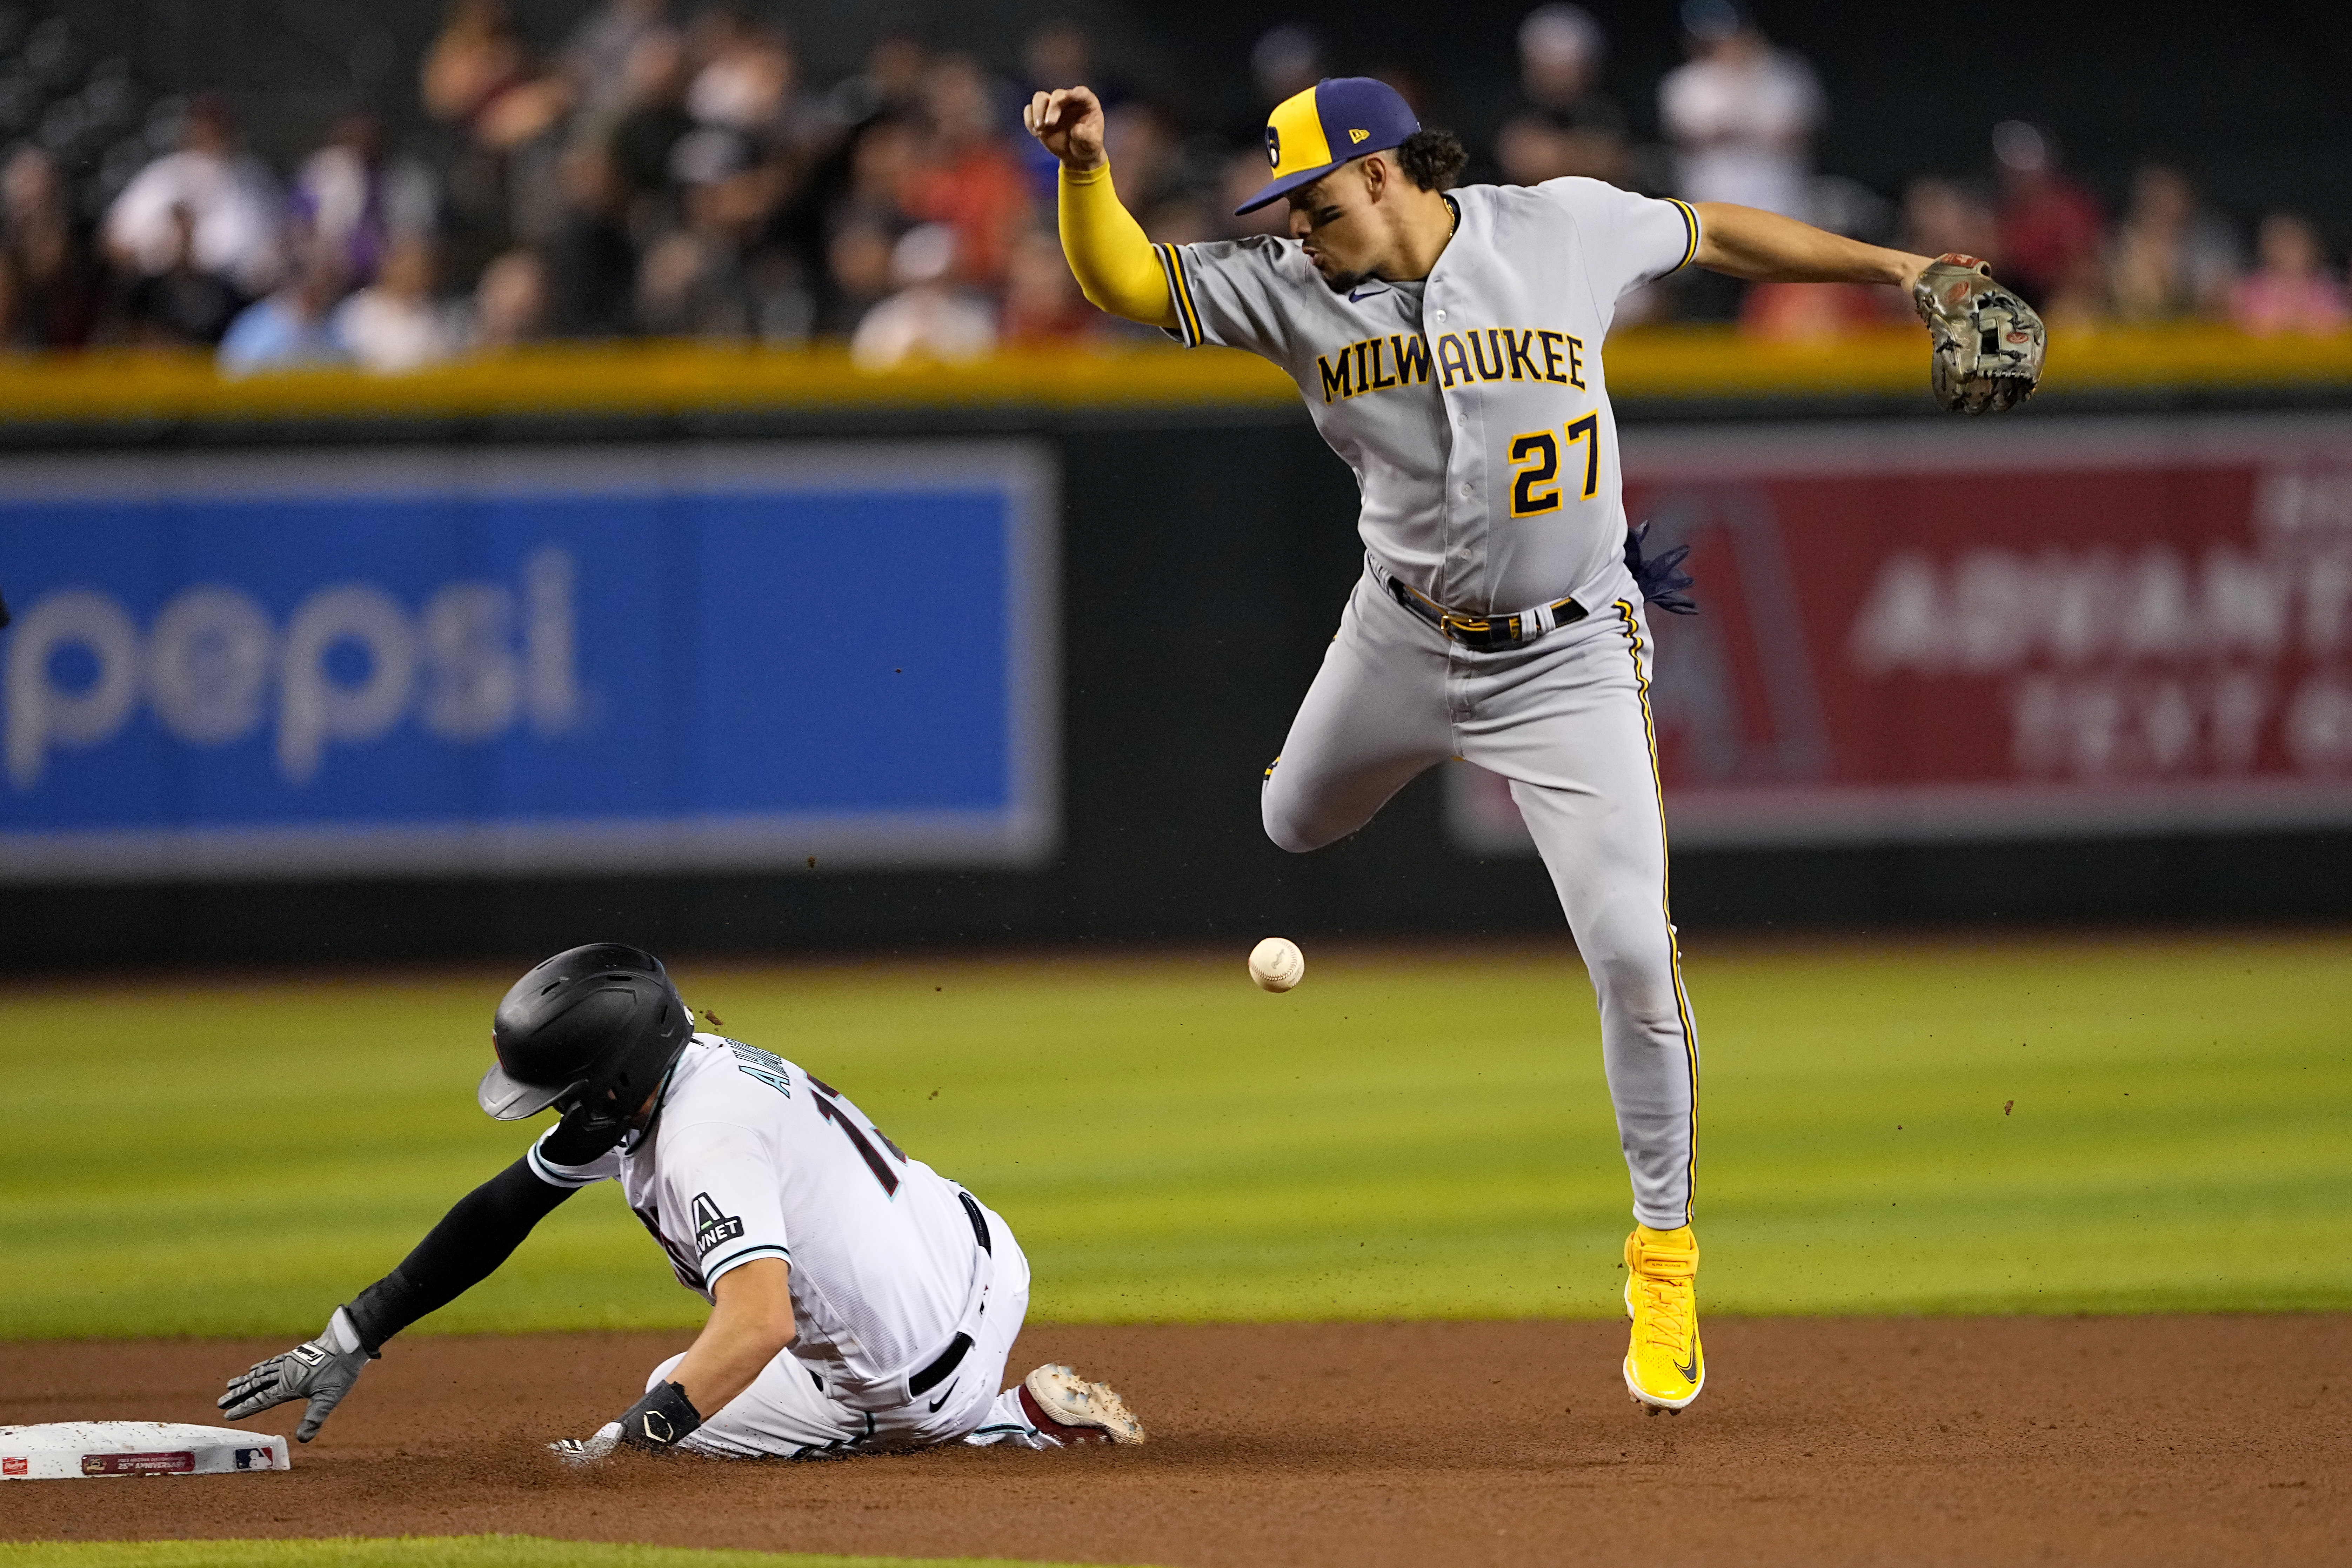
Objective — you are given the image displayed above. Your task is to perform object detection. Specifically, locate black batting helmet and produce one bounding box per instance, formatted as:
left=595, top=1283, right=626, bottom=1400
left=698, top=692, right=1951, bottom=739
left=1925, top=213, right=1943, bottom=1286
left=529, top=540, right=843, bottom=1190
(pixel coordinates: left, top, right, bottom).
left=479, top=943, right=695, bottom=1121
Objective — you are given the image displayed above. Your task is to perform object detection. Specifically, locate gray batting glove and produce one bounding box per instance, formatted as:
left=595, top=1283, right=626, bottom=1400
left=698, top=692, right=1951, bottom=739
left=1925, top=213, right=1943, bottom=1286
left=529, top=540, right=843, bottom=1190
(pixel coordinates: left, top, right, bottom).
left=218, top=1308, right=373, bottom=1443
left=549, top=1421, right=624, bottom=1467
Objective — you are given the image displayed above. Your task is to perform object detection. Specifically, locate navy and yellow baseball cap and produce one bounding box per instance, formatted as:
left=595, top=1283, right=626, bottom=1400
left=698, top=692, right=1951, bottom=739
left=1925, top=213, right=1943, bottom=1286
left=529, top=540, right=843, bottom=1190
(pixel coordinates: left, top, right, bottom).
left=1235, top=76, right=1421, bottom=215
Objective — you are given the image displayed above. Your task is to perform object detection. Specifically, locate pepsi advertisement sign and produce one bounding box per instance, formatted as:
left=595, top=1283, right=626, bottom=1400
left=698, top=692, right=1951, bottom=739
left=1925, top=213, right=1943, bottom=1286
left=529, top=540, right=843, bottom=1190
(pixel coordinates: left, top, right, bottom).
left=0, top=443, right=1058, bottom=881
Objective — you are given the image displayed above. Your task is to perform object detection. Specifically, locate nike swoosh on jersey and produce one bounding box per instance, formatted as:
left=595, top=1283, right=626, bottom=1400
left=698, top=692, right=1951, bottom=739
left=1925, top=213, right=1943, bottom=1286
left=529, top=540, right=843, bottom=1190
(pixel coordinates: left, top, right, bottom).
left=927, top=1380, right=958, bottom=1413
left=1348, top=285, right=1388, bottom=302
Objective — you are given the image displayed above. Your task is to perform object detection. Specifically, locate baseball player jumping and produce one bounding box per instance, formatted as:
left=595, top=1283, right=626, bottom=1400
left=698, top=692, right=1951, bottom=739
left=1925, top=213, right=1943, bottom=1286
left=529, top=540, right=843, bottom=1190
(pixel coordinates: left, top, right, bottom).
left=1025, top=75, right=2041, bottom=1414
left=220, top=944, right=1144, bottom=1458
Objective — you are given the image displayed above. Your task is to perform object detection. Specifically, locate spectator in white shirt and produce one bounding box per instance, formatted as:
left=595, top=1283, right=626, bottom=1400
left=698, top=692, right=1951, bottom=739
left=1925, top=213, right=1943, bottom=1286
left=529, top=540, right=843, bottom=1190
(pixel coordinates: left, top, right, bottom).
left=849, top=222, right=995, bottom=371
left=685, top=8, right=793, bottom=135
left=104, top=94, right=285, bottom=298
left=1657, top=0, right=1824, bottom=220
left=331, top=234, right=460, bottom=373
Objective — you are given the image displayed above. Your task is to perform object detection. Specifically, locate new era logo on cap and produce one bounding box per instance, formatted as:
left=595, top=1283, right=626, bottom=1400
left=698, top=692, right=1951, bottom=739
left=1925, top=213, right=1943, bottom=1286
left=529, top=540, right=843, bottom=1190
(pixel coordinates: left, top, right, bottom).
left=1237, top=77, right=1421, bottom=214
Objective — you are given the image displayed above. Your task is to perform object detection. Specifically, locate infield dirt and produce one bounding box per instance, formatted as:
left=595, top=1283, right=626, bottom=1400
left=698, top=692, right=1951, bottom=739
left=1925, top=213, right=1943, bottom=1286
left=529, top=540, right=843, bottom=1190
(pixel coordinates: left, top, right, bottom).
left=4, top=1318, right=2345, bottom=1567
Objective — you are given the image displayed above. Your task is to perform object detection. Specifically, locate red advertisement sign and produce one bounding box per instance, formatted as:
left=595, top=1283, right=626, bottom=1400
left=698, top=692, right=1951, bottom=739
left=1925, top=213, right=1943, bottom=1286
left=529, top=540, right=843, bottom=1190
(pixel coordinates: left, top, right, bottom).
left=1449, top=415, right=2352, bottom=850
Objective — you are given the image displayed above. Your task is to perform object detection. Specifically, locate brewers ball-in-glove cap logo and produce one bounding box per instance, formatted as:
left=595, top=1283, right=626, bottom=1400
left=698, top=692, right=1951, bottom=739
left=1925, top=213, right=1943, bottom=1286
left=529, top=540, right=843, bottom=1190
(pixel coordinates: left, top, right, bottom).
left=1235, top=76, right=1420, bottom=214
left=480, top=942, right=694, bottom=1127
left=1912, top=254, right=2046, bottom=414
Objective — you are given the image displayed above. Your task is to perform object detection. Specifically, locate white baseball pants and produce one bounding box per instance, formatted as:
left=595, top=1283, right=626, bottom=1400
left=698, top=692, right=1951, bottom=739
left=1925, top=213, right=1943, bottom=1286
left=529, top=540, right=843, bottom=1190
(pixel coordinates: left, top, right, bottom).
left=647, top=1197, right=1063, bottom=1458
left=1262, top=562, right=1700, bottom=1231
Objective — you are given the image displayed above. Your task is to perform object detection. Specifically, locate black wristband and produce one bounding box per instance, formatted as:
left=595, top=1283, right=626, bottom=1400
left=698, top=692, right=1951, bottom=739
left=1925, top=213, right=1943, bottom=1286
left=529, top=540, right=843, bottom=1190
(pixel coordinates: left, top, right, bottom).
left=342, top=1279, right=414, bottom=1356
left=614, top=1380, right=703, bottom=1451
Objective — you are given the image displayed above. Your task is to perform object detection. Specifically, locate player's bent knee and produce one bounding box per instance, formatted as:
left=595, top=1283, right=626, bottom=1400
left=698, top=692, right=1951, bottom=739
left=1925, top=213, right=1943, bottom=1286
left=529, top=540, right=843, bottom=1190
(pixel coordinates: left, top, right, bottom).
left=1263, top=811, right=1322, bottom=854
left=1262, top=792, right=1343, bottom=854
left=1259, top=778, right=1317, bottom=853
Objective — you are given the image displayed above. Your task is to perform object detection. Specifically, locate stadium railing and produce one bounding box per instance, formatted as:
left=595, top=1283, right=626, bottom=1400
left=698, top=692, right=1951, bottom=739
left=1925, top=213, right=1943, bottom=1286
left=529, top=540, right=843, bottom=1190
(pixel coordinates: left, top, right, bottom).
left=0, top=326, right=2347, bottom=424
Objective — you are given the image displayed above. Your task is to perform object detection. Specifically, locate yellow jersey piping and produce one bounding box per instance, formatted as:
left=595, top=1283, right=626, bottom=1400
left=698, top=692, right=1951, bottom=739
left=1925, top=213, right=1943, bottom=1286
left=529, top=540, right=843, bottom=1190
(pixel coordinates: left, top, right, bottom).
left=1667, top=199, right=1702, bottom=274
left=1613, top=597, right=1700, bottom=1224
left=1155, top=243, right=1205, bottom=346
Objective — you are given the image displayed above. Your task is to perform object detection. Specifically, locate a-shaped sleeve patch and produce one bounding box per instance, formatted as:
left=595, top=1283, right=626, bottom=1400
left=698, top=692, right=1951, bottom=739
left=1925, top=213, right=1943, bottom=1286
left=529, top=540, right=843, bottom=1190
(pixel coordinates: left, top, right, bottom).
left=692, top=1191, right=745, bottom=1256
left=660, top=1122, right=791, bottom=1287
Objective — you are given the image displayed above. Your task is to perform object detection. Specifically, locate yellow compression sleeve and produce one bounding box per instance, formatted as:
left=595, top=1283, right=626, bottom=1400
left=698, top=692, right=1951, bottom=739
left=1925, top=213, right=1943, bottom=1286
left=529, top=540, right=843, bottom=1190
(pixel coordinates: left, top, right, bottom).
left=1058, top=162, right=1179, bottom=329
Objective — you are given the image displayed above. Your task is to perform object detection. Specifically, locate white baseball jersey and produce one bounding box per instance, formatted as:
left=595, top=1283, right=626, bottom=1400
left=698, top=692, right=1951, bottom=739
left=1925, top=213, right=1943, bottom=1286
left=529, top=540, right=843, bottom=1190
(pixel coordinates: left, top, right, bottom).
left=528, top=1033, right=989, bottom=1407
left=1153, top=178, right=1699, bottom=615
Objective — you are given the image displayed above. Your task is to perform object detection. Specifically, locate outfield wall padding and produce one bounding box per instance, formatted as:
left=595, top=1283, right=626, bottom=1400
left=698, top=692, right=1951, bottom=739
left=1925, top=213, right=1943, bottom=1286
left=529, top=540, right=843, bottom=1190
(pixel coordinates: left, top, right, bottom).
left=2, top=367, right=2348, bottom=964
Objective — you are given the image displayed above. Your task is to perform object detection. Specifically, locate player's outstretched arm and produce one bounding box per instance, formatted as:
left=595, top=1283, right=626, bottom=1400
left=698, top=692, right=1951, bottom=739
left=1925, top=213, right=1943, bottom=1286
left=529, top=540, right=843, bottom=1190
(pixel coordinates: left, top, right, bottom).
left=1696, top=200, right=2046, bottom=413
left=218, top=1145, right=586, bottom=1442
left=1023, top=85, right=1178, bottom=330
left=552, top=1257, right=794, bottom=1464
left=1692, top=201, right=1931, bottom=293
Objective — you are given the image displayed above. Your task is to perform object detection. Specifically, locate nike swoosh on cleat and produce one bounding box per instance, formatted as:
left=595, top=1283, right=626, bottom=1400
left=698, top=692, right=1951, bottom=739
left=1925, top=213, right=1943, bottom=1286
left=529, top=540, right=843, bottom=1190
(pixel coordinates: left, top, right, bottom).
left=1674, top=1352, right=1700, bottom=1383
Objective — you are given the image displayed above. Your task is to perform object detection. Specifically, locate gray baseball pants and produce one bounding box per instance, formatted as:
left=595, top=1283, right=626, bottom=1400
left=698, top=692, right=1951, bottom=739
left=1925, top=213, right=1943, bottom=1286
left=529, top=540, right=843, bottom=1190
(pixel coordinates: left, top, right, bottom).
left=1262, top=561, right=1699, bottom=1230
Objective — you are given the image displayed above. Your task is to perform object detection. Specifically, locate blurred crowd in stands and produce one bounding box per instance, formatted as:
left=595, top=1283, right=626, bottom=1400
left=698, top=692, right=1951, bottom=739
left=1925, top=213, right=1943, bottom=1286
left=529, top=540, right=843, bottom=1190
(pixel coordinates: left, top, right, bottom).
left=0, top=0, right=2345, bottom=374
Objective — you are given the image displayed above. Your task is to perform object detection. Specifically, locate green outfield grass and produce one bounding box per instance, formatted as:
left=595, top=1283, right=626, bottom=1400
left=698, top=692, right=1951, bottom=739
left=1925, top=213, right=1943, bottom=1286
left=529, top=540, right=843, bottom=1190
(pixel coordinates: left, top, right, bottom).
left=2, top=933, right=2346, bottom=1338
left=0, top=1539, right=1110, bottom=1568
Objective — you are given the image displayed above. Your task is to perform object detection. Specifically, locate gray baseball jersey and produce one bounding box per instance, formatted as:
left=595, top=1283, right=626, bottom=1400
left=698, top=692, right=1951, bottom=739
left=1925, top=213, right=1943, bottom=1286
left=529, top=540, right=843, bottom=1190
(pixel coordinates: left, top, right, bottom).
left=1154, top=177, right=1705, bottom=1231
left=1154, top=178, right=1699, bottom=615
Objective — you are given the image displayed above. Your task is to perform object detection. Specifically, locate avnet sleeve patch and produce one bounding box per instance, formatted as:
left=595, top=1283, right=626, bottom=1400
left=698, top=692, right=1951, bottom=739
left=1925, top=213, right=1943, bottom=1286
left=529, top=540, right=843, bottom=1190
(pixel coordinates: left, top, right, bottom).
left=691, top=1191, right=746, bottom=1256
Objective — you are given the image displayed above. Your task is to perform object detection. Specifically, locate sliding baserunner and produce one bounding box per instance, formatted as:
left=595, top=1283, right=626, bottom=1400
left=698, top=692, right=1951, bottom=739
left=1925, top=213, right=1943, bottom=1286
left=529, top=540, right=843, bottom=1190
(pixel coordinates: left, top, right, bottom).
left=221, top=944, right=1142, bottom=1458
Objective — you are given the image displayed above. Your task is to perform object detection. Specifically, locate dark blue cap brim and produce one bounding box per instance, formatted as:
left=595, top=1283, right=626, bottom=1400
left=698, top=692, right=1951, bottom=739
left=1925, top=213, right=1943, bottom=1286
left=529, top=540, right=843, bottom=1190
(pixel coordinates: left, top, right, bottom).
left=1232, top=142, right=1403, bottom=215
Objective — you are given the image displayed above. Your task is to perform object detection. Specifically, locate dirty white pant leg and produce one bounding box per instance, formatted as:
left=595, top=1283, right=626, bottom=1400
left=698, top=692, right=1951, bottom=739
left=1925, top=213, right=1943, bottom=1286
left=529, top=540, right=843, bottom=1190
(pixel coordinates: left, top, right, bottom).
left=646, top=1347, right=874, bottom=1460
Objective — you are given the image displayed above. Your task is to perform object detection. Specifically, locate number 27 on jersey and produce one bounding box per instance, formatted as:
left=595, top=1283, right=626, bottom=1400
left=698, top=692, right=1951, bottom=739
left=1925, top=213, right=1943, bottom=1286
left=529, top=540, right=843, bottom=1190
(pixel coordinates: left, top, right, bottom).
left=1507, top=414, right=1602, bottom=518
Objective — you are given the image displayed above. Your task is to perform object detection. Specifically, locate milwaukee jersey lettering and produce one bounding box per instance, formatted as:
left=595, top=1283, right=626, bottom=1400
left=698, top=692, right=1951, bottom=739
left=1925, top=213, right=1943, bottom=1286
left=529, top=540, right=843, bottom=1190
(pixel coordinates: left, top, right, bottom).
left=1315, top=325, right=1588, bottom=404
left=1155, top=178, right=1698, bottom=613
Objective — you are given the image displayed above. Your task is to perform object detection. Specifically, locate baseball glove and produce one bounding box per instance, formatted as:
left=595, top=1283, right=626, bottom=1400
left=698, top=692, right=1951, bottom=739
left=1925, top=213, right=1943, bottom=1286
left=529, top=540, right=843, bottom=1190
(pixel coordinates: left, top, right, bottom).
left=1912, top=254, right=2046, bottom=414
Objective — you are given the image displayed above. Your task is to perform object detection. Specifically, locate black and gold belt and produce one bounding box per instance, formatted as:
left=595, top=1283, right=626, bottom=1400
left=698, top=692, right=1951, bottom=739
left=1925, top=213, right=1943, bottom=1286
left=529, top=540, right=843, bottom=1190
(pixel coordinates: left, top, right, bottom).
left=1385, top=574, right=1587, bottom=650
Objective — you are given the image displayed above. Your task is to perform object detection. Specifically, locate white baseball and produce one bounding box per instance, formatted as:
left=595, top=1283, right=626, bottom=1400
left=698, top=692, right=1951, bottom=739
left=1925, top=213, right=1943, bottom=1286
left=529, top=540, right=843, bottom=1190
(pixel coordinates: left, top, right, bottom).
left=1248, top=936, right=1305, bottom=992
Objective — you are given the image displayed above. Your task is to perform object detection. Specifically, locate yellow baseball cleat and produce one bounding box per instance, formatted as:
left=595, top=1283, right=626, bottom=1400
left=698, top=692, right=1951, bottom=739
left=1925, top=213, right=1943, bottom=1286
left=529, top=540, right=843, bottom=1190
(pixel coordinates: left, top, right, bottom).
left=1623, top=1224, right=1703, bottom=1412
